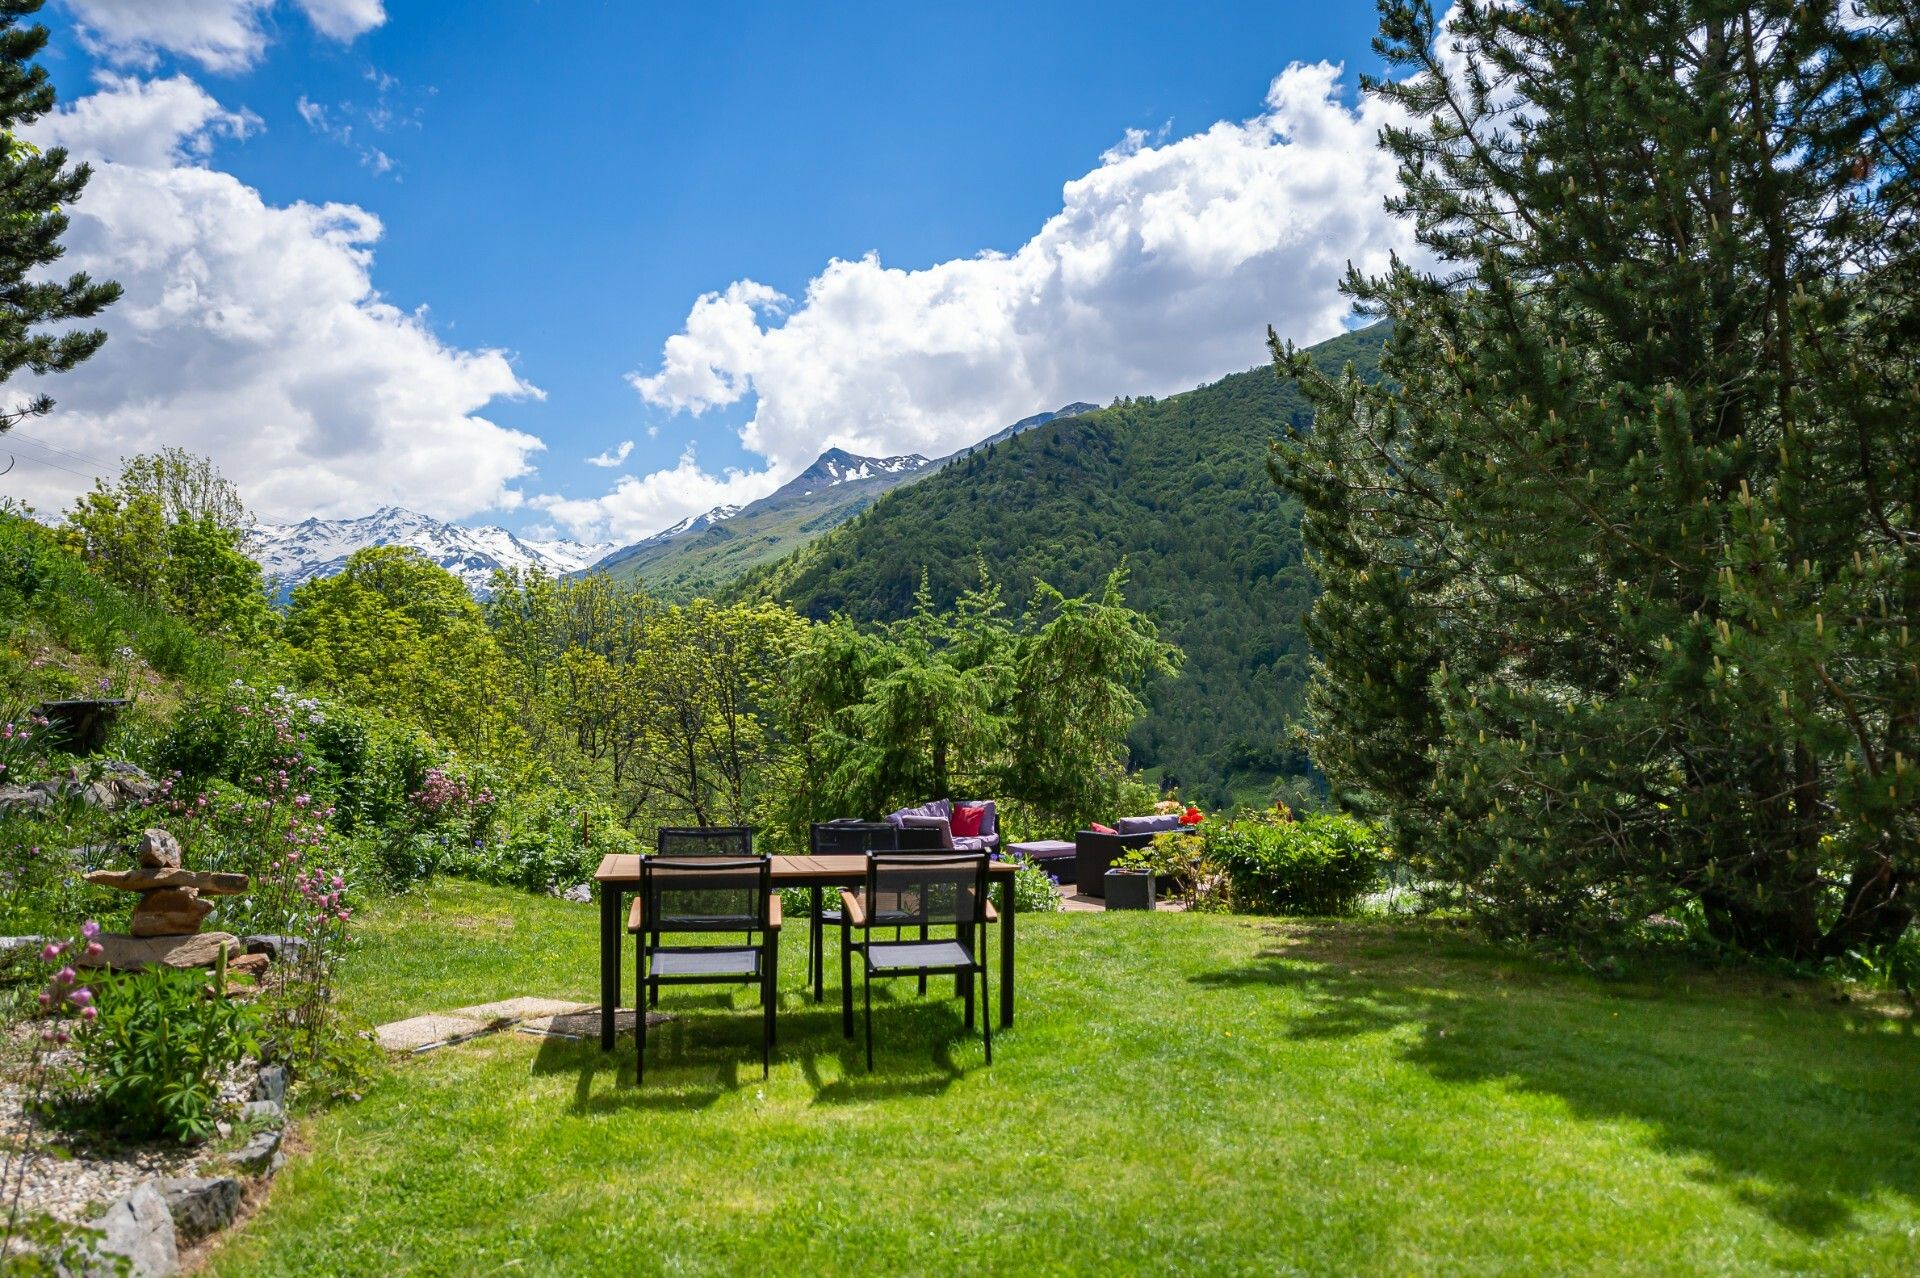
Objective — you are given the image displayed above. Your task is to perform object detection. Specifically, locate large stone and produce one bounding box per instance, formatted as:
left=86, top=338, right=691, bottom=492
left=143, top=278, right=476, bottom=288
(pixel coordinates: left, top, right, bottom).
left=77, top=932, right=237, bottom=972
left=0, top=783, right=51, bottom=813
left=372, top=1013, right=491, bottom=1053
left=228, top=952, right=270, bottom=977
left=158, top=1176, right=242, bottom=1244
left=241, top=1098, right=284, bottom=1128
left=85, top=867, right=249, bottom=895
left=137, top=829, right=182, bottom=869
left=240, top=934, right=307, bottom=963
left=251, top=1064, right=288, bottom=1104
left=68, top=1182, right=178, bottom=1277
left=225, top=1125, right=284, bottom=1177
left=129, top=889, right=215, bottom=938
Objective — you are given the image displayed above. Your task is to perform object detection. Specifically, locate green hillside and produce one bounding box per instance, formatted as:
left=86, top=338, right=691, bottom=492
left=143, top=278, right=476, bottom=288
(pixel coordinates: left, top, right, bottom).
left=738, top=323, right=1389, bottom=808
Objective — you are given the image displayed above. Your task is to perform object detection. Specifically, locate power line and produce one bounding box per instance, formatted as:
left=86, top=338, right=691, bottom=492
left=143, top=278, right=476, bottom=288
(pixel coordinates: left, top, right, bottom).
left=0, top=448, right=95, bottom=482
left=7, top=429, right=114, bottom=470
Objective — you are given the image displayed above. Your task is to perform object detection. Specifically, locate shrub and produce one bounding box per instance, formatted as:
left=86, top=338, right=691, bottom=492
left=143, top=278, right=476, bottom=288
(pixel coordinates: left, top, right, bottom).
left=67, top=966, right=258, bottom=1143
left=442, top=791, right=634, bottom=893
left=1203, top=812, right=1385, bottom=916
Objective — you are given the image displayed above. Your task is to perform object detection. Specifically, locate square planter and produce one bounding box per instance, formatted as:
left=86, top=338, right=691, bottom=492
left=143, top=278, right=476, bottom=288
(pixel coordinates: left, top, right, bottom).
left=1104, top=869, right=1156, bottom=911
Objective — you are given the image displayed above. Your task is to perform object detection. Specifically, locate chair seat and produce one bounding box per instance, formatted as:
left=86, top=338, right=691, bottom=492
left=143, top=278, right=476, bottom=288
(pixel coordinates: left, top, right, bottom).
left=651, top=947, right=762, bottom=978
left=865, top=940, right=975, bottom=972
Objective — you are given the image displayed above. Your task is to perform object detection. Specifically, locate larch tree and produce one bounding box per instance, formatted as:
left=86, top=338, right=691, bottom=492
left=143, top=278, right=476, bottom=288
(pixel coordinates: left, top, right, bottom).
left=1272, top=0, right=1918, bottom=959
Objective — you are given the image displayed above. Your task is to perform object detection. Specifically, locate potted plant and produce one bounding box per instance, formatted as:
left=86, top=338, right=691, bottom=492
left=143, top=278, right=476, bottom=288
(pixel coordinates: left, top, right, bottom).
left=1104, top=849, right=1157, bottom=911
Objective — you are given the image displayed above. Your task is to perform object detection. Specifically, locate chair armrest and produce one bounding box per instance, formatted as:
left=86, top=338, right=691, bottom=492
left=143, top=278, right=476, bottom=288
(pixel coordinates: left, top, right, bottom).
left=768, top=893, right=782, bottom=931
left=839, top=888, right=867, bottom=928
left=626, top=897, right=645, bottom=934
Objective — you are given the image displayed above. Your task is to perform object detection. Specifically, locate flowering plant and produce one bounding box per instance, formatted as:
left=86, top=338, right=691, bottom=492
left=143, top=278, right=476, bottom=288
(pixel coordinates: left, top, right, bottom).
left=1178, top=805, right=1204, bottom=827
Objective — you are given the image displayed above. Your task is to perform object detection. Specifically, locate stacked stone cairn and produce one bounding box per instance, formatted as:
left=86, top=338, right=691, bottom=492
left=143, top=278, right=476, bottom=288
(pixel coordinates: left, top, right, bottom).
left=77, top=828, right=259, bottom=974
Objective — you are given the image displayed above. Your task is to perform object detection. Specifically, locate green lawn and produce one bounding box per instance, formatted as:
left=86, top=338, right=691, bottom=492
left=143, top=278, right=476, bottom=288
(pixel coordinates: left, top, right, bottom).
left=202, top=880, right=1920, bottom=1276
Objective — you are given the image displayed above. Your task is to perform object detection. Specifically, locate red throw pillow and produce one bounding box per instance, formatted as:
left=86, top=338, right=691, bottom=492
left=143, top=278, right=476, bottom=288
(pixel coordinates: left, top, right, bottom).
left=1090, top=822, right=1117, bottom=835
left=951, top=803, right=987, bottom=838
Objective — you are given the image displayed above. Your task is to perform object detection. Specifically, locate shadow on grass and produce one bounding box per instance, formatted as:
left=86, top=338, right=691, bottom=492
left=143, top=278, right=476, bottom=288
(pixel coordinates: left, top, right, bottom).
left=525, top=983, right=983, bottom=1111
left=1191, top=921, right=1920, bottom=1239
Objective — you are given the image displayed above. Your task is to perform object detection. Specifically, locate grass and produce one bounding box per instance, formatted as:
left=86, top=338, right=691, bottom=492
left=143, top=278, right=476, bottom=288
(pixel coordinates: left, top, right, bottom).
left=201, top=879, right=1920, bottom=1276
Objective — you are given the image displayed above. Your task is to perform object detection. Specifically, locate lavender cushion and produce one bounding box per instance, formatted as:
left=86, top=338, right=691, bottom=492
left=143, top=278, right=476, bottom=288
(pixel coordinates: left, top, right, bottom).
left=953, top=835, right=990, bottom=853
left=897, top=814, right=955, bottom=850
left=885, top=799, right=952, bottom=828
left=1115, top=814, right=1181, bottom=836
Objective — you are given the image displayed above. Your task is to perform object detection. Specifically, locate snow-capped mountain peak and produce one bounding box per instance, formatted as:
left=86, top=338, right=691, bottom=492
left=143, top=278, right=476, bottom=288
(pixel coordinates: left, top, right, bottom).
left=654, top=504, right=743, bottom=540
left=246, top=509, right=620, bottom=598
left=793, top=448, right=929, bottom=495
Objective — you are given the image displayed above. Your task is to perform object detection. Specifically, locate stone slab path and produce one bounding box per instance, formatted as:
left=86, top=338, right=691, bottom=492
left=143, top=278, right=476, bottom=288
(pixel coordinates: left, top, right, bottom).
left=372, top=1000, right=665, bottom=1053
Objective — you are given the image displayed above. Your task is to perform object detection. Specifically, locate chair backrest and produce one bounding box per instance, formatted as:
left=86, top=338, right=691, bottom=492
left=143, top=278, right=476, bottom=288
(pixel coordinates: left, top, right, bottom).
left=866, top=853, right=988, bottom=930
left=893, top=823, right=950, bottom=852
left=640, top=855, right=770, bottom=934
left=657, top=826, right=754, bottom=858
left=810, top=821, right=897, bottom=854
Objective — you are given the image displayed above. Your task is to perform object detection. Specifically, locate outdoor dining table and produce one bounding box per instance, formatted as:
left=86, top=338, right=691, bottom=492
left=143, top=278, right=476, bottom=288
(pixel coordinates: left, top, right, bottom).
left=593, top=852, right=1020, bottom=1050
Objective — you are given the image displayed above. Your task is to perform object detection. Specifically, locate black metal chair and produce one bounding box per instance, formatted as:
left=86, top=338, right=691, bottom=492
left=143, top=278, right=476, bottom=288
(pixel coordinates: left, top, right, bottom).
left=806, top=822, right=897, bottom=999
left=631, top=854, right=779, bottom=1083
left=657, top=826, right=754, bottom=858
left=838, top=852, right=992, bottom=1071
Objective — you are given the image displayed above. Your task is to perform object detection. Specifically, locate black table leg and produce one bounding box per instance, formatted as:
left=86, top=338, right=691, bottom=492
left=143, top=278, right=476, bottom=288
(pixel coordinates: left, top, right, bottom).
left=811, top=886, right=824, bottom=1002
left=999, top=878, right=1014, bottom=1028
left=600, top=887, right=621, bottom=1051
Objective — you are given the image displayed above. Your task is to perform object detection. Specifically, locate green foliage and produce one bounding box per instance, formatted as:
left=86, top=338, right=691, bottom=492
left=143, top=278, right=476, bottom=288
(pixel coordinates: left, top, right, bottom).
left=1200, top=812, right=1385, bottom=916
left=57, top=450, right=273, bottom=644
left=775, top=566, right=1177, bottom=840
left=284, top=546, right=518, bottom=758
left=0, top=510, right=232, bottom=688
left=442, top=790, right=638, bottom=893
left=1007, top=856, right=1062, bottom=913
left=744, top=326, right=1386, bottom=807
left=0, top=0, right=120, bottom=435
left=66, top=968, right=258, bottom=1143
left=1272, top=1, right=1920, bottom=961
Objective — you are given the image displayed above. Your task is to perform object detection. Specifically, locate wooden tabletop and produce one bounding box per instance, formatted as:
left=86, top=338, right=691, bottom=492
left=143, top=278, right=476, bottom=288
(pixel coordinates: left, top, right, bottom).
left=594, top=853, right=1016, bottom=883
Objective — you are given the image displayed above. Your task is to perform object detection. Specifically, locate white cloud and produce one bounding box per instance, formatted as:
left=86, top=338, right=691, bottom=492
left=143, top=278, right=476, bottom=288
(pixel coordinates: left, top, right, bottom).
left=589, top=62, right=1419, bottom=542
left=585, top=439, right=633, bottom=468
left=63, top=0, right=384, bottom=73
left=533, top=446, right=777, bottom=543
left=9, top=73, right=541, bottom=523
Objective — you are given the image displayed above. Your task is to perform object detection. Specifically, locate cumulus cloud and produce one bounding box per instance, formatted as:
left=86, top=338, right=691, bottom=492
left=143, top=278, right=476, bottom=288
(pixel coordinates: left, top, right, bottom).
left=585, top=439, right=633, bottom=468
left=8, top=73, right=541, bottom=522
left=64, top=0, right=385, bottom=73
left=580, top=61, right=1419, bottom=542
left=533, top=447, right=778, bottom=542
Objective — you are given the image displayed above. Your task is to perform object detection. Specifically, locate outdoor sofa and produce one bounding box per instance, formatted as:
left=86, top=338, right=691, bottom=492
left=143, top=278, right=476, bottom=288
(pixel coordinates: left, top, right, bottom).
left=1074, top=813, right=1184, bottom=897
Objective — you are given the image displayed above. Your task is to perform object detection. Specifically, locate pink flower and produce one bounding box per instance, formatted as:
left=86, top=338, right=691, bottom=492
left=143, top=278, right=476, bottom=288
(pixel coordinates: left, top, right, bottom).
left=39, top=942, right=61, bottom=962
left=55, top=966, right=76, bottom=986
left=68, top=987, right=92, bottom=1007
left=85, top=942, right=102, bottom=958
left=80, top=920, right=100, bottom=939
left=81, top=1005, right=97, bottom=1022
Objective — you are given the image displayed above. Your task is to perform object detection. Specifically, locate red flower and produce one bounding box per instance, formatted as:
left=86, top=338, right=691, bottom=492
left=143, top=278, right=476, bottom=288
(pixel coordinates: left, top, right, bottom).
left=1179, top=807, right=1203, bottom=826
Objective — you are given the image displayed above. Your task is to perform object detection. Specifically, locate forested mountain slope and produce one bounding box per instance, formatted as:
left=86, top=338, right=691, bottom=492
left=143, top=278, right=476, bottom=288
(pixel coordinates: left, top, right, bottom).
left=738, top=323, right=1388, bottom=807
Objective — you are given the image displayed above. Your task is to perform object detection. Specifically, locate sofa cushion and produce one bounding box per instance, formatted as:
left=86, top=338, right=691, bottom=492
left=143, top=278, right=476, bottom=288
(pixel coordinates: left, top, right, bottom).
left=953, top=835, right=990, bottom=852
left=950, top=803, right=987, bottom=838
left=897, top=814, right=955, bottom=850
left=886, top=799, right=952, bottom=828
left=1116, top=814, right=1181, bottom=836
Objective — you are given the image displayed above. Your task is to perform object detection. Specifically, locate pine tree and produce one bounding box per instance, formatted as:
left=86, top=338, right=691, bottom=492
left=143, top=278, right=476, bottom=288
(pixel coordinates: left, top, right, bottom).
left=0, top=0, right=119, bottom=433
left=1272, top=0, right=1919, bottom=959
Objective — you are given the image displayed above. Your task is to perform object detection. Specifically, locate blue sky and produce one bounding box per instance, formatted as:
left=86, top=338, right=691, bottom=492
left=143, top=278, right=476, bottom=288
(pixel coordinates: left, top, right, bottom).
left=12, top=1, right=1412, bottom=543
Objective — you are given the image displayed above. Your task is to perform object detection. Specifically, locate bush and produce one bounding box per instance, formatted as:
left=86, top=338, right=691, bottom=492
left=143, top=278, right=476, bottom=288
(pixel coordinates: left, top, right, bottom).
left=442, top=791, right=634, bottom=893
left=1203, top=812, right=1385, bottom=916
left=67, top=967, right=258, bottom=1143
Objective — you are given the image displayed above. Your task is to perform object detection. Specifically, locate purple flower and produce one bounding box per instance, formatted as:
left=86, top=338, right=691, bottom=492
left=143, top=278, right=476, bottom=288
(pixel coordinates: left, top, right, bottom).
left=68, top=987, right=92, bottom=1007
left=80, top=920, right=100, bottom=940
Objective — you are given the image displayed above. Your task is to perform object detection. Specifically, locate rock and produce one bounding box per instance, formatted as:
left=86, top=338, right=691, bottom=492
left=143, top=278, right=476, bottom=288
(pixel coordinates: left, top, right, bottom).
left=0, top=783, right=52, bottom=813
left=241, top=1098, right=284, bottom=1128
left=137, top=829, right=183, bottom=869
left=228, top=952, right=270, bottom=977
left=85, top=868, right=250, bottom=895
left=225, top=1124, right=283, bottom=1176
left=240, top=935, right=307, bottom=964
left=77, top=932, right=237, bottom=972
left=129, top=889, right=215, bottom=938
left=70, top=1182, right=178, bottom=1277
left=561, top=882, right=593, bottom=903
left=251, top=1064, right=288, bottom=1105
left=158, top=1176, right=242, bottom=1244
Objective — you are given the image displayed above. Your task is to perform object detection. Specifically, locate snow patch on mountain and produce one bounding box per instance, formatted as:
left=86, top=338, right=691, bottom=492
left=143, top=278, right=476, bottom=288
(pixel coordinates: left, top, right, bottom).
left=247, top=506, right=619, bottom=597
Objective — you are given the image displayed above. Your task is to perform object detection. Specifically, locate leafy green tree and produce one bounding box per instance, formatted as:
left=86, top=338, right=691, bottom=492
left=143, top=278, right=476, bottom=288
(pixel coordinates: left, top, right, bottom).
left=1272, top=0, right=1918, bottom=958
left=0, top=0, right=119, bottom=434
left=286, top=546, right=516, bottom=758
left=60, top=450, right=272, bottom=642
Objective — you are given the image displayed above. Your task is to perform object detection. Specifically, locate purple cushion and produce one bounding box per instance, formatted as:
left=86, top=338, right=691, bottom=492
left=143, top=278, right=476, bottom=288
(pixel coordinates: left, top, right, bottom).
left=897, top=814, right=955, bottom=850
left=886, top=799, right=952, bottom=828
left=953, top=835, right=989, bottom=853
left=1115, top=814, right=1181, bottom=836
